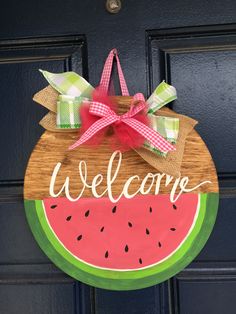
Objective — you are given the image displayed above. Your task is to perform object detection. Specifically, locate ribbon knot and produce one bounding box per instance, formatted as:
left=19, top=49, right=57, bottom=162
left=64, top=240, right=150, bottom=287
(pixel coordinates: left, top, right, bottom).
left=69, top=94, right=176, bottom=153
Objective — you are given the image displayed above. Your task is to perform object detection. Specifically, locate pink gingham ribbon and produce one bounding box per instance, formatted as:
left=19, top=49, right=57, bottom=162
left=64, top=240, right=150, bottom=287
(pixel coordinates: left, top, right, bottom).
left=69, top=93, right=175, bottom=152
left=69, top=49, right=175, bottom=152
left=99, top=48, right=129, bottom=96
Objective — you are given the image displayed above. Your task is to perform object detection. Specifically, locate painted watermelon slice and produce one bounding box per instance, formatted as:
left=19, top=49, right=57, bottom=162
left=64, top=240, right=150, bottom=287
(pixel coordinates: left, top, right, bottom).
left=25, top=193, right=218, bottom=290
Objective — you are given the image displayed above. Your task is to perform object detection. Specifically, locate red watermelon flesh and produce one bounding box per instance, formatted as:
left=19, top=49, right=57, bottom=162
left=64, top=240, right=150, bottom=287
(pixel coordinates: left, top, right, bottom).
left=43, top=194, right=199, bottom=270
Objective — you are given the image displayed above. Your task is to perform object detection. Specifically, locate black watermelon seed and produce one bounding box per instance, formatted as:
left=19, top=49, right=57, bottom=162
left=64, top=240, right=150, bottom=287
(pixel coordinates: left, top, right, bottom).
left=50, top=205, right=57, bottom=209
left=66, top=215, right=72, bottom=221
left=112, top=206, right=117, bottom=213
left=170, top=228, right=176, bottom=231
left=100, top=226, right=104, bottom=232
left=125, top=245, right=129, bottom=252
left=105, top=251, right=109, bottom=258
left=128, top=222, right=133, bottom=227
left=149, top=207, right=152, bottom=213
left=85, top=210, right=90, bottom=217
left=139, top=258, right=143, bottom=264
left=77, top=234, right=83, bottom=241
left=146, top=228, right=150, bottom=235
left=173, top=204, right=177, bottom=210
left=158, top=241, right=162, bottom=248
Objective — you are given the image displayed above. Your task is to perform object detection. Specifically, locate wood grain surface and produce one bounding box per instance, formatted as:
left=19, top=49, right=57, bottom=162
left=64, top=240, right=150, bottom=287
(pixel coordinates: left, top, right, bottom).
left=24, top=97, right=218, bottom=200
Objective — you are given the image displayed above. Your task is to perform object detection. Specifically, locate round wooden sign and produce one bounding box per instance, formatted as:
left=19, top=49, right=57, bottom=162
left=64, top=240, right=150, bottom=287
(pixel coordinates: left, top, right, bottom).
left=24, top=97, right=219, bottom=290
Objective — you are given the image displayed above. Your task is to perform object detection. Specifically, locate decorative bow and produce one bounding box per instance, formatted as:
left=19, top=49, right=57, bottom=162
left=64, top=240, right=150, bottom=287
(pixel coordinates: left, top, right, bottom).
left=38, top=70, right=179, bottom=156
left=69, top=92, right=176, bottom=153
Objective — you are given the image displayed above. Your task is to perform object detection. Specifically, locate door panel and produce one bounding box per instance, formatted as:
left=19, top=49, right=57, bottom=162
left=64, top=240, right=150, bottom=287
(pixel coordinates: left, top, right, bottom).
left=0, top=201, right=47, bottom=264
left=148, top=28, right=236, bottom=173
left=0, top=36, right=87, bottom=181
left=94, top=285, right=168, bottom=314
left=174, top=278, right=236, bottom=314
left=0, top=283, right=76, bottom=314
left=0, top=1, right=236, bottom=313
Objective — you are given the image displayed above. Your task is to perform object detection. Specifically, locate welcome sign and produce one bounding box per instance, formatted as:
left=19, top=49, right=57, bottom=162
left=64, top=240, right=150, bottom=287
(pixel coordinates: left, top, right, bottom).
left=24, top=50, right=219, bottom=290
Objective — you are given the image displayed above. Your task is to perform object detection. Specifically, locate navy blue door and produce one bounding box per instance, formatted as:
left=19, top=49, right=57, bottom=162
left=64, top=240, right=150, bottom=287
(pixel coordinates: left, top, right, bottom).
left=0, top=1, right=236, bottom=313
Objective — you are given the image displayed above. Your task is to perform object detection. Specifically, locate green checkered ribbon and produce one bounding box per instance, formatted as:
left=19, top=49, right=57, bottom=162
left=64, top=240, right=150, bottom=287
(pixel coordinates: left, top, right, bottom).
left=57, top=95, right=87, bottom=129
left=40, top=70, right=94, bottom=97
left=145, top=81, right=178, bottom=156
left=40, top=70, right=179, bottom=155
left=40, top=70, right=94, bottom=129
left=147, top=81, right=177, bottom=113
left=144, top=115, right=179, bottom=156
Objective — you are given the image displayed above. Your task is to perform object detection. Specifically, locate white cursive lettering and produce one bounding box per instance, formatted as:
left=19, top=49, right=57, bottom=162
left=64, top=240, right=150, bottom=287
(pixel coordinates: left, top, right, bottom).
left=49, top=151, right=211, bottom=203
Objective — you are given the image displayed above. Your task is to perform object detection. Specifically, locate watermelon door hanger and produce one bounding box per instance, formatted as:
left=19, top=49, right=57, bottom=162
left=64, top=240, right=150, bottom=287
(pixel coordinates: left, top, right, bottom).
left=24, top=49, right=219, bottom=290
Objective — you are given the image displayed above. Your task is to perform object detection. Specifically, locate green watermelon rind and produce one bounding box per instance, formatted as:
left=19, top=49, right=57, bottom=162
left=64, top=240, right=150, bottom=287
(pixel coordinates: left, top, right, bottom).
left=24, top=193, right=218, bottom=290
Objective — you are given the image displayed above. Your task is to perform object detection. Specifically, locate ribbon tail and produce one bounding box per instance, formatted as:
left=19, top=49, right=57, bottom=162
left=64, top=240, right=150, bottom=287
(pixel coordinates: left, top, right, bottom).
left=123, top=118, right=176, bottom=153
left=69, top=116, right=117, bottom=150
left=147, top=81, right=177, bottom=114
